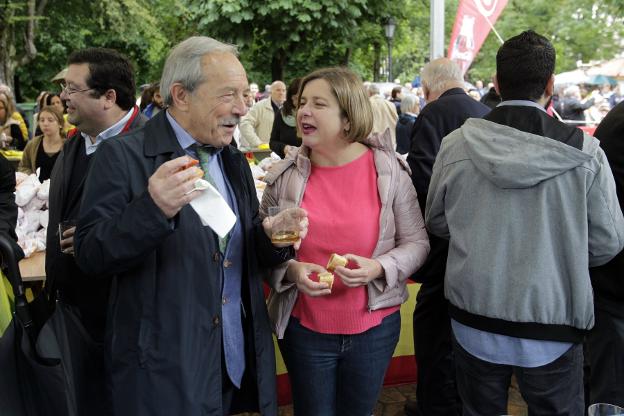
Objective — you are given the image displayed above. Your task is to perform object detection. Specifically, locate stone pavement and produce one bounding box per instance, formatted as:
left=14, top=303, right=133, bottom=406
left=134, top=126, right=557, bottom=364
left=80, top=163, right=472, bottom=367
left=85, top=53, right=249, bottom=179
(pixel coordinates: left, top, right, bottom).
left=235, top=381, right=529, bottom=416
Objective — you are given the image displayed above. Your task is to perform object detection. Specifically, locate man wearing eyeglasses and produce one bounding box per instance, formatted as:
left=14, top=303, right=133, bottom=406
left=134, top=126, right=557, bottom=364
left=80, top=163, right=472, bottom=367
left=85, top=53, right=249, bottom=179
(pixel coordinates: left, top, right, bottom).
left=46, top=48, right=146, bottom=346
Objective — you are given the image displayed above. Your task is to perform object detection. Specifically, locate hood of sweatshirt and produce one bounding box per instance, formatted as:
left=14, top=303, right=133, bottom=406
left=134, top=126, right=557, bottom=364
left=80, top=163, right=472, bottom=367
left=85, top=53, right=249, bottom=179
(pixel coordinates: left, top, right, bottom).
left=461, top=117, right=596, bottom=189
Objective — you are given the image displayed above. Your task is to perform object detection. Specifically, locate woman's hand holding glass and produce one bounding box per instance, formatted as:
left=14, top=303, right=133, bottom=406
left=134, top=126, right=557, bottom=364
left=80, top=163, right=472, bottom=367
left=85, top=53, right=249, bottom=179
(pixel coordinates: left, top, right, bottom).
left=334, top=254, right=383, bottom=287
left=262, top=207, right=308, bottom=250
left=285, top=260, right=332, bottom=297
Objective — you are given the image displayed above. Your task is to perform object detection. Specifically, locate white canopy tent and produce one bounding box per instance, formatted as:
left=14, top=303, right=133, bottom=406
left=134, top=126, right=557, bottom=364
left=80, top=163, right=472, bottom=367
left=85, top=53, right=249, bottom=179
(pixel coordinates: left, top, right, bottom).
left=555, top=69, right=589, bottom=86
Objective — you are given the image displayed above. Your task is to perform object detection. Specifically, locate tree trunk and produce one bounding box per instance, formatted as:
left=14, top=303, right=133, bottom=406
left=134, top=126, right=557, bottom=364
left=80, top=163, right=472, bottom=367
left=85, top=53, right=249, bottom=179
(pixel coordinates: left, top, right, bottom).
left=0, top=5, right=16, bottom=91
left=0, top=0, right=48, bottom=95
left=343, top=47, right=352, bottom=66
left=271, top=48, right=286, bottom=81
left=373, top=42, right=381, bottom=82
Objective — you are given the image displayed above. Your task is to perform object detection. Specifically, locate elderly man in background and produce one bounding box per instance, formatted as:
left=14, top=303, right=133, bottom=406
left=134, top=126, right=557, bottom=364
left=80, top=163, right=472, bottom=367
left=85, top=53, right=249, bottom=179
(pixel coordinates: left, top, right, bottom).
left=405, top=57, right=490, bottom=416
left=368, top=83, right=398, bottom=148
left=239, top=80, right=286, bottom=148
left=75, top=36, right=301, bottom=416
left=561, top=84, right=600, bottom=125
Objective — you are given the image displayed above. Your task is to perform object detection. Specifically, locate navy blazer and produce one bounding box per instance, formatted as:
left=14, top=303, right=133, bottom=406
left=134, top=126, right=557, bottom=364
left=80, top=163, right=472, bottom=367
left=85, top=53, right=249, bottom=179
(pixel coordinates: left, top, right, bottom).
left=74, top=110, right=286, bottom=415
left=45, top=110, right=146, bottom=339
left=407, top=88, right=490, bottom=283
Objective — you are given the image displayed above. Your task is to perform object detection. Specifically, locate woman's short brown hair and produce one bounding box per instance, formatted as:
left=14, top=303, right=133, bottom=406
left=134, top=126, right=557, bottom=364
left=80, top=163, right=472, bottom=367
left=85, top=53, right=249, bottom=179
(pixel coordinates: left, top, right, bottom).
left=37, top=105, right=65, bottom=136
left=297, top=67, right=373, bottom=143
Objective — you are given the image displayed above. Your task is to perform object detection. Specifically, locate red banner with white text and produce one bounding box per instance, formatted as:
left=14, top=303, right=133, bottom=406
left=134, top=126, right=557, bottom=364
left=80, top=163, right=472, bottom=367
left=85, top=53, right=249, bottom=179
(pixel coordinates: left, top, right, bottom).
left=448, top=0, right=508, bottom=75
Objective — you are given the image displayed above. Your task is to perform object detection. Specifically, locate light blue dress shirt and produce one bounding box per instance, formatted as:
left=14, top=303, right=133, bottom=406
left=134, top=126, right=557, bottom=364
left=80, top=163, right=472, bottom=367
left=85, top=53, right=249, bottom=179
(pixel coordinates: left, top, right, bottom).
left=166, top=111, right=246, bottom=387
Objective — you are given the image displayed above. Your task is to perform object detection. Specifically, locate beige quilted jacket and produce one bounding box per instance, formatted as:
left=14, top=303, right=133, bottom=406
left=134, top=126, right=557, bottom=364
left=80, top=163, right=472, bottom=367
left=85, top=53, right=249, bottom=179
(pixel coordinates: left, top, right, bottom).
left=260, top=130, right=430, bottom=338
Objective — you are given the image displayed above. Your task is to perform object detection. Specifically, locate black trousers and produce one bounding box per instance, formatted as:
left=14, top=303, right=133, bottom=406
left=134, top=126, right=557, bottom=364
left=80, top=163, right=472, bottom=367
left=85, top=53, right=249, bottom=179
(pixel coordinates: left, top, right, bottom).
left=412, top=280, right=462, bottom=416
left=586, top=299, right=624, bottom=407
left=453, top=338, right=584, bottom=416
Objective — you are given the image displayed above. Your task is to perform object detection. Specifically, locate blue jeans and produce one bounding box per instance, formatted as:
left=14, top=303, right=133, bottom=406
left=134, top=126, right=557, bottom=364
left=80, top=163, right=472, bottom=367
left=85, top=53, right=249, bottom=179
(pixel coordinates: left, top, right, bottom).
left=453, top=337, right=584, bottom=416
left=278, top=311, right=401, bottom=416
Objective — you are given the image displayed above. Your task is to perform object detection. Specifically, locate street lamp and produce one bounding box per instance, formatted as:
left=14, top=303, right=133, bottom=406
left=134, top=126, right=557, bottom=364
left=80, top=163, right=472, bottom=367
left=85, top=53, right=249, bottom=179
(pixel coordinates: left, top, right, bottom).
left=384, top=17, right=396, bottom=82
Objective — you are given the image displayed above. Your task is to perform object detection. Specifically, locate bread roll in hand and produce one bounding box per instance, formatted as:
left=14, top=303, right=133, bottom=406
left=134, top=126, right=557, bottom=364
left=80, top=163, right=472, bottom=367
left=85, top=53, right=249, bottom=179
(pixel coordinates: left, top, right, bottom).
left=326, top=253, right=348, bottom=271
left=318, top=272, right=334, bottom=290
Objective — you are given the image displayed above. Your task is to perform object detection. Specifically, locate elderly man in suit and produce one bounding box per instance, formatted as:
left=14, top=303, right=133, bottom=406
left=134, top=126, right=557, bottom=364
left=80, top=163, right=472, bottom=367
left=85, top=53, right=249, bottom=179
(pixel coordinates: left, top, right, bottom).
left=405, top=57, right=490, bottom=416
left=75, top=36, right=305, bottom=416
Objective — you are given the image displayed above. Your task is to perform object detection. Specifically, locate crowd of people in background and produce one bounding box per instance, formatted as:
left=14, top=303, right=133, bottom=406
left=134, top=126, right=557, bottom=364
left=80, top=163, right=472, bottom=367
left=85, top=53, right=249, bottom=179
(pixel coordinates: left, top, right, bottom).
left=0, top=28, right=623, bottom=416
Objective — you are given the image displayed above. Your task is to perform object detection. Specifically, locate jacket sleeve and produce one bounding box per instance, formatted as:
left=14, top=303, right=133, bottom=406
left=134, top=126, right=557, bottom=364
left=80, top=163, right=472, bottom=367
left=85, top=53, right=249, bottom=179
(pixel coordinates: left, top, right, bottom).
left=239, top=105, right=262, bottom=148
left=258, top=173, right=297, bottom=293
left=74, top=138, right=174, bottom=276
left=587, top=148, right=624, bottom=267
left=407, top=111, right=443, bottom=213
left=374, top=163, right=430, bottom=291
left=17, top=137, right=36, bottom=175
left=425, top=143, right=450, bottom=239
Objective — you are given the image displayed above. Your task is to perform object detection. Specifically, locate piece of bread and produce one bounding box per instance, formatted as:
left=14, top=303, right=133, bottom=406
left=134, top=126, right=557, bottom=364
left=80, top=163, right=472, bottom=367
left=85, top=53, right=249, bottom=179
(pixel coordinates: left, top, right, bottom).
left=326, top=253, right=348, bottom=271
left=318, top=272, right=334, bottom=290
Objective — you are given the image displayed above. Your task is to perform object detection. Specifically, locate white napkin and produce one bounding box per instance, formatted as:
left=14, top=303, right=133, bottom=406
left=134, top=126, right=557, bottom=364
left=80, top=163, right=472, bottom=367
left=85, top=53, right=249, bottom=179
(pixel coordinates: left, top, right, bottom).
left=189, top=180, right=236, bottom=238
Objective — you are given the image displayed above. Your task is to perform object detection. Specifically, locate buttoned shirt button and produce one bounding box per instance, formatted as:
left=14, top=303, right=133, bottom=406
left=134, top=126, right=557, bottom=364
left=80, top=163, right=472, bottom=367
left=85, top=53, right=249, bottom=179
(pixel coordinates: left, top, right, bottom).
left=223, top=259, right=232, bottom=268
left=222, top=297, right=228, bottom=305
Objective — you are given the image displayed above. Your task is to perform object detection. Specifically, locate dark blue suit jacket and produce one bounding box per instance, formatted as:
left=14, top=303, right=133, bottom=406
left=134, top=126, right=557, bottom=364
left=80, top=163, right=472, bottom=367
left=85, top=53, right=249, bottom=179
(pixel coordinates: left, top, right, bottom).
left=407, top=88, right=490, bottom=283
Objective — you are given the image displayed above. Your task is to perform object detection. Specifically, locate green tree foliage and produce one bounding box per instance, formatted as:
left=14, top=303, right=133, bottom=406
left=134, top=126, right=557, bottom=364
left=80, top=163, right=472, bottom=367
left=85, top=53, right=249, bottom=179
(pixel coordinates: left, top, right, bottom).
left=4, top=0, right=623, bottom=101
left=187, top=0, right=402, bottom=85
left=15, top=0, right=174, bottom=100
left=0, top=0, right=48, bottom=96
left=468, top=0, right=624, bottom=82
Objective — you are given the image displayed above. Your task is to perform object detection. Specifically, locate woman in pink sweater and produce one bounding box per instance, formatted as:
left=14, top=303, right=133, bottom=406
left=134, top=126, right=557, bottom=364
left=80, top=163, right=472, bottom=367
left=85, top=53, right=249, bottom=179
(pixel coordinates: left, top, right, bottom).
left=261, top=67, right=430, bottom=416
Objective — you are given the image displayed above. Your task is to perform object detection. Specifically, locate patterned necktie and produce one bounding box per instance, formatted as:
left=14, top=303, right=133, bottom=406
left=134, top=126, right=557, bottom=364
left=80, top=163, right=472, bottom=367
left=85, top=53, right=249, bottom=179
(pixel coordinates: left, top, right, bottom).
left=195, top=145, right=230, bottom=253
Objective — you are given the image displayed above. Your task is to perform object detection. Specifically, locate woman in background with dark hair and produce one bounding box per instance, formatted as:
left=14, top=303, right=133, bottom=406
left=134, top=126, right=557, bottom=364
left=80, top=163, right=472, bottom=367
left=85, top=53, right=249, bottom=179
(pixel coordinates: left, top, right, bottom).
left=34, top=93, right=67, bottom=136
left=270, top=77, right=302, bottom=158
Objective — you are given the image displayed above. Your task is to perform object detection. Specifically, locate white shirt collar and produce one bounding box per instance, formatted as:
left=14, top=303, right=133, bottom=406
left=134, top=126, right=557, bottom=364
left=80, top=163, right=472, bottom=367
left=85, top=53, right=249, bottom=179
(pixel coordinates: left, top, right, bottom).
left=82, top=108, right=134, bottom=155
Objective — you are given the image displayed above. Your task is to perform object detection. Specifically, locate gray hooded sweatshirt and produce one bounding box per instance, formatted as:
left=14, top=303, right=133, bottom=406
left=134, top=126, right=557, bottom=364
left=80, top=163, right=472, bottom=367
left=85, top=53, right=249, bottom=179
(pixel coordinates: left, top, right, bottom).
left=425, top=116, right=624, bottom=342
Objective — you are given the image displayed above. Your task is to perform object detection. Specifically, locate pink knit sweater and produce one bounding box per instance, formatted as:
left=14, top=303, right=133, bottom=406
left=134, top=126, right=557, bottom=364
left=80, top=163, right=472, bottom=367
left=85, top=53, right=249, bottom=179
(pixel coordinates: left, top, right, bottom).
left=291, top=149, right=399, bottom=334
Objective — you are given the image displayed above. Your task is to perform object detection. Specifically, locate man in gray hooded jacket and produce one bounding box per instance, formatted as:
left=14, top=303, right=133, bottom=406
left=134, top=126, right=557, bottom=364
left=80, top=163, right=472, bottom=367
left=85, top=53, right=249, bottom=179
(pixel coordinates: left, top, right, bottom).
left=426, top=30, right=624, bottom=415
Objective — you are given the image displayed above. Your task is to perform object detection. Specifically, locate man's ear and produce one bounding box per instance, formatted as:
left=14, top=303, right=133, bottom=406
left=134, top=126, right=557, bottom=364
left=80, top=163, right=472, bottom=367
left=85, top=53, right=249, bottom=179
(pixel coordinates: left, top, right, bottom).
left=493, top=74, right=501, bottom=97
left=103, top=89, right=118, bottom=109
left=544, top=74, right=555, bottom=98
left=170, top=83, right=190, bottom=112
left=423, top=86, right=430, bottom=102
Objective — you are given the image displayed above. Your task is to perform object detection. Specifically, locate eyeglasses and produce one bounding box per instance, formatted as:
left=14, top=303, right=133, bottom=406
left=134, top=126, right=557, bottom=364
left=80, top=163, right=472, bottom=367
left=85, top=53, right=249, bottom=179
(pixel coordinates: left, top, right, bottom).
left=60, top=82, right=93, bottom=96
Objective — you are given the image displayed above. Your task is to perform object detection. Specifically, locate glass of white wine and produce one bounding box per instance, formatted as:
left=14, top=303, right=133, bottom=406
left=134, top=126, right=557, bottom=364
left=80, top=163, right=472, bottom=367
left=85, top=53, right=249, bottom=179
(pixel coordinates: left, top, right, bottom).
left=268, top=204, right=301, bottom=244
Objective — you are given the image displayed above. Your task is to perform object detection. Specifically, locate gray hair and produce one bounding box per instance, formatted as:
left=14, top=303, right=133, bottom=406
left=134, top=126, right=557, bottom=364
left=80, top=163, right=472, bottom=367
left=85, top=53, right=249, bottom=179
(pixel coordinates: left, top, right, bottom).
left=421, top=58, right=464, bottom=94
left=563, top=85, right=580, bottom=98
left=367, top=83, right=380, bottom=95
left=160, top=36, right=238, bottom=106
left=400, top=93, right=419, bottom=114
